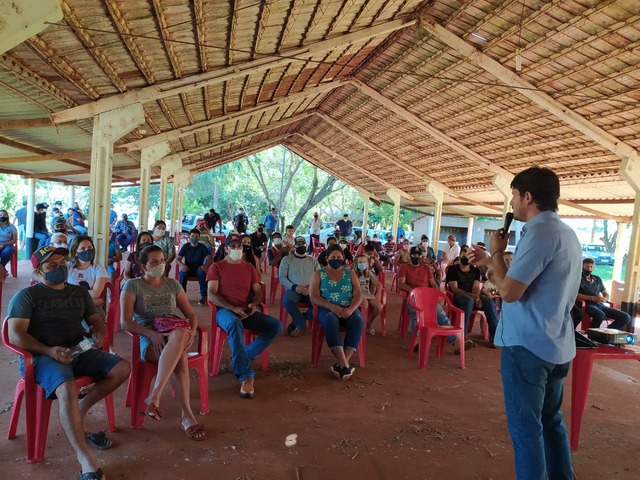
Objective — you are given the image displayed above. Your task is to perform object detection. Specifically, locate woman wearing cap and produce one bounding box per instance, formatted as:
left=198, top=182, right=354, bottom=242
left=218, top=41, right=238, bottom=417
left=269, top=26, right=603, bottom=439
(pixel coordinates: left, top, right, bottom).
left=309, top=244, right=364, bottom=380
left=0, top=209, right=17, bottom=267
left=67, top=235, right=108, bottom=307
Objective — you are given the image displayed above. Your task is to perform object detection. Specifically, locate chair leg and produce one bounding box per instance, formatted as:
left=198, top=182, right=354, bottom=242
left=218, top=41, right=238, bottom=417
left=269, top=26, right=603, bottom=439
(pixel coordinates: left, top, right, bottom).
left=192, top=362, right=209, bottom=415
left=458, top=333, right=466, bottom=369
left=311, top=322, right=324, bottom=368
left=260, top=349, right=269, bottom=372
left=358, top=326, right=366, bottom=368
left=34, top=392, right=53, bottom=463
left=8, top=380, right=24, bottom=439
left=104, top=393, right=117, bottom=432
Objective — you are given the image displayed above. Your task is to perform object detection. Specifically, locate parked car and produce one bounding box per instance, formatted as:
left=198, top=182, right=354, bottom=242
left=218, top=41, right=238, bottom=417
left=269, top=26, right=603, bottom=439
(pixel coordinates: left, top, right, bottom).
left=581, top=244, right=614, bottom=265
left=181, top=213, right=204, bottom=233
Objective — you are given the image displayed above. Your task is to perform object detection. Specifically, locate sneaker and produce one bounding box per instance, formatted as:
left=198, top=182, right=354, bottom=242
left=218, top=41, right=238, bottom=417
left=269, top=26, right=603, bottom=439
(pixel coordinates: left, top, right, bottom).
left=286, top=322, right=296, bottom=336
left=340, top=365, right=355, bottom=380
left=197, top=296, right=207, bottom=306
left=289, top=327, right=306, bottom=337
left=454, top=339, right=477, bottom=355
left=331, top=363, right=342, bottom=379
left=240, top=379, right=254, bottom=399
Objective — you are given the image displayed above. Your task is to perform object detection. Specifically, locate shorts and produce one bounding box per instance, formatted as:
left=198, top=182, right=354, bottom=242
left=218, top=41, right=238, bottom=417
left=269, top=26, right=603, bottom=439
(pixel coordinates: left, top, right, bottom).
left=20, top=348, right=122, bottom=399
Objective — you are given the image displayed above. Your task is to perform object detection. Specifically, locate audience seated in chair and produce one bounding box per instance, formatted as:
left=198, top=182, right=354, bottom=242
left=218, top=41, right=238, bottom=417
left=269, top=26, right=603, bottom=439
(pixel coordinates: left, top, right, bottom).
left=576, top=257, right=631, bottom=330
left=7, top=245, right=130, bottom=479
left=175, top=229, right=212, bottom=306
left=67, top=235, right=108, bottom=308
left=267, top=232, right=288, bottom=268
left=207, top=233, right=282, bottom=399
left=352, top=254, right=382, bottom=335
left=124, top=232, right=153, bottom=281
left=279, top=236, right=319, bottom=337
left=120, top=245, right=205, bottom=441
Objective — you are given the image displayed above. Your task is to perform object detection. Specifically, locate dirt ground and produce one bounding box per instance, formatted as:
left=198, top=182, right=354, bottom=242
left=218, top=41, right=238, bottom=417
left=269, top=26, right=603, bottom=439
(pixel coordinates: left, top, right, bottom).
left=1, top=258, right=639, bottom=480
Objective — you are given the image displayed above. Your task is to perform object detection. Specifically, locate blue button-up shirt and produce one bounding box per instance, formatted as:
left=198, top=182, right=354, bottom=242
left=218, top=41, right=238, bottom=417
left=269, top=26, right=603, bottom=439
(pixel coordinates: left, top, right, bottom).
left=497, top=211, right=582, bottom=364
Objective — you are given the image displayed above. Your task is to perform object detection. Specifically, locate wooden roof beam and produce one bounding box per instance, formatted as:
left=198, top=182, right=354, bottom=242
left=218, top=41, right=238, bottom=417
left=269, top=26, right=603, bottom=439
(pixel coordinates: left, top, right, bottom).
left=0, top=118, right=54, bottom=130
left=418, top=17, right=640, bottom=167
left=179, top=111, right=313, bottom=159
left=22, top=164, right=137, bottom=179
left=0, top=147, right=128, bottom=165
left=122, top=80, right=347, bottom=152
left=0, top=0, right=62, bottom=55
left=51, top=17, right=416, bottom=124
left=298, top=133, right=414, bottom=200
left=190, top=137, right=289, bottom=174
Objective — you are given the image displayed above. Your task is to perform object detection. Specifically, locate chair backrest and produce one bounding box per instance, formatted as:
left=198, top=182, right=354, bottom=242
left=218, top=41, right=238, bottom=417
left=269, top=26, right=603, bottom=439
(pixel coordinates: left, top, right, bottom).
left=2, top=317, right=30, bottom=358
left=409, top=287, right=449, bottom=328
left=101, top=282, right=117, bottom=350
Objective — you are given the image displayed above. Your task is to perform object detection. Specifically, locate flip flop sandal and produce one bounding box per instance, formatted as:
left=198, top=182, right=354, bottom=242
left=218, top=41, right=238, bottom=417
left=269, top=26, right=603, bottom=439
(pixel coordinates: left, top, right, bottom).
left=85, top=431, right=113, bottom=450
left=183, top=424, right=207, bottom=441
left=138, top=402, right=161, bottom=422
left=79, top=468, right=104, bottom=480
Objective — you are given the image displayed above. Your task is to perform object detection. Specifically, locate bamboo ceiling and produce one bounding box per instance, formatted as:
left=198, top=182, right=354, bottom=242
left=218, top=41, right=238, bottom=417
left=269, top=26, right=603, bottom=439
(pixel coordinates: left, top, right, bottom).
left=0, top=0, right=639, bottom=219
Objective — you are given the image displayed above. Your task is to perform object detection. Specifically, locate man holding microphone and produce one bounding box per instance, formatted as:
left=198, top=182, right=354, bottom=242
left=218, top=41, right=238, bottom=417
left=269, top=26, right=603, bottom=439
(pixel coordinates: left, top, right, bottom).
left=471, top=167, right=581, bottom=480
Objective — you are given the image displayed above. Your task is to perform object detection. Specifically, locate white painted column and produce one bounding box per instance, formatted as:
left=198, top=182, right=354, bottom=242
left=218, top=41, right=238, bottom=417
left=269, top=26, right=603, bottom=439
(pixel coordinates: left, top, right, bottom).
left=88, top=104, right=144, bottom=267
left=427, top=181, right=444, bottom=253
left=174, top=170, right=192, bottom=235
left=139, top=142, right=171, bottom=233
left=25, top=179, right=36, bottom=255
left=492, top=174, right=512, bottom=221
left=158, top=155, right=182, bottom=227
left=170, top=181, right=179, bottom=238
left=619, top=157, right=640, bottom=328
left=467, top=217, right=475, bottom=245
left=357, top=189, right=370, bottom=236
left=387, top=189, right=402, bottom=241
left=612, top=222, right=628, bottom=282
left=68, top=185, right=75, bottom=210
left=0, top=0, right=62, bottom=55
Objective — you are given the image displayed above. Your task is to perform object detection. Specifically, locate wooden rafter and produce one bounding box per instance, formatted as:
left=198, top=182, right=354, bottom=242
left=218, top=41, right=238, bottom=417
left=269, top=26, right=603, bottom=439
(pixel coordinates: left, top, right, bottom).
left=0, top=118, right=53, bottom=129
left=0, top=147, right=126, bottom=165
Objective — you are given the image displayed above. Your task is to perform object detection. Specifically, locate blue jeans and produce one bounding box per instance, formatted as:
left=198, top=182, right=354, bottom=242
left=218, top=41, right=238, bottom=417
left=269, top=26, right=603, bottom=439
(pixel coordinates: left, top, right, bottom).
left=453, top=294, right=499, bottom=339
left=501, top=346, right=572, bottom=480
left=117, top=233, right=133, bottom=249
left=74, top=225, right=87, bottom=234
left=216, top=308, right=282, bottom=381
left=282, top=289, right=313, bottom=329
left=585, top=303, right=631, bottom=330
left=34, top=232, right=50, bottom=248
left=179, top=267, right=208, bottom=297
left=0, top=245, right=14, bottom=266
left=317, top=307, right=364, bottom=351
left=407, top=302, right=456, bottom=344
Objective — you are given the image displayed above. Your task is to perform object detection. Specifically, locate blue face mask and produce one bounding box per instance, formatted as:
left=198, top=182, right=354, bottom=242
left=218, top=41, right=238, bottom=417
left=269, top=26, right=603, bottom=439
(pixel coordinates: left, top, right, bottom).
left=42, top=265, right=68, bottom=285
left=77, top=249, right=95, bottom=262
left=328, top=259, right=343, bottom=269
left=189, top=238, right=199, bottom=245
left=357, top=263, right=367, bottom=271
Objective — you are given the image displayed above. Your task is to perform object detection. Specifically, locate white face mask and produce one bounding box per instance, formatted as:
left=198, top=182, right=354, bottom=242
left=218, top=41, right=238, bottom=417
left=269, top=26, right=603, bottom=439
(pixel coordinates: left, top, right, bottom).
left=273, top=238, right=282, bottom=246
left=228, top=249, right=243, bottom=261
left=422, top=241, right=428, bottom=247
left=154, top=228, right=165, bottom=237
left=146, top=263, right=165, bottom=278
left=53, top=242, right=67, bottom=249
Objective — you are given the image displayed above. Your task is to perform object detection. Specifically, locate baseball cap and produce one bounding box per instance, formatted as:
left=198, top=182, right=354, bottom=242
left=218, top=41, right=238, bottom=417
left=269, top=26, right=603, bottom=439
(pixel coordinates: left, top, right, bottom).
left=225, top=232, right=242, bottom=246
left=410, top=246, right=422, bottom=256
left=31, top=245, right=69, bottom=268
left=294, top=236, right=306, bottom=246
left=35, top=203, right=48, bottom=210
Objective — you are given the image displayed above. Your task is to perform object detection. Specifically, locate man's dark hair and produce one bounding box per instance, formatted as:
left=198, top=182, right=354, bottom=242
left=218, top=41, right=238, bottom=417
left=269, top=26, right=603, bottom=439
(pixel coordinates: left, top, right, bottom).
left=582, top=257, right=595, bottom=265
left=189, top=229, right=200, bottom=236
left=139, top=245, right=164, bottom=265
left=364, top=244, right=375, bottom=252
left=285, top=224, right=294, bottom=230
left=209, top=209, right=215, bottom=213
left=153, top=219, right=166, bottom=228
left=510, top=167, right=560, bottom=212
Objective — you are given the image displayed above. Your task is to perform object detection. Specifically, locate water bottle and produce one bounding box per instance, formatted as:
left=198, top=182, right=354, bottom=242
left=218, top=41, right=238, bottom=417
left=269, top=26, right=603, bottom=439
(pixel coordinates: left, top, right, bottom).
left=68, top=338, right=95, bottom=358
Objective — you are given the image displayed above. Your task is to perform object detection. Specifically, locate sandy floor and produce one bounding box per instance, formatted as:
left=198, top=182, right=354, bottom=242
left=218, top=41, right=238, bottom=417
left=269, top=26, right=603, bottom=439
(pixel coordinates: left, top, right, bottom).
left=0, top=258, right=638, bottom=479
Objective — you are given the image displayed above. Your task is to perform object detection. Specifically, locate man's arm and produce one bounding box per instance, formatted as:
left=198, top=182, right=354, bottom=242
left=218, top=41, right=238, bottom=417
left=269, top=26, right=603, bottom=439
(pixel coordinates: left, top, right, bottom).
left=448, top=280, right=475, bottom=298
left=278, top=257, right=295, bottom=290
left=207, top=277, right=251, bottom=319
left=8, top=317, right=72, bottom=363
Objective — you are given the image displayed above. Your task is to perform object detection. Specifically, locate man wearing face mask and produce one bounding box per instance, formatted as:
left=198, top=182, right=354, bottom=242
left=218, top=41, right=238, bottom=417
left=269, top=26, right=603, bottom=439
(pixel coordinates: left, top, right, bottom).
left=207, top=233, right=283, bottom=398
left=308, top=212, right=323, bottom=253
left=418, top=235, right=436, bottom=260
left=6, top=245, right=131, bottom=479
left=279, top=236, right=319, bottom=337
left=250, top=223, right=268, bottom=260
left=34, top=203, right=51, bottom=248
left=263, top=207, right=279, bottom=240
left=267, top=232, right=288, bottom=268
left=176, top=229, right=212, bottom=305
left=233, top=208, right=249, bottom=234
left=446, top=245, right=499, bottom=347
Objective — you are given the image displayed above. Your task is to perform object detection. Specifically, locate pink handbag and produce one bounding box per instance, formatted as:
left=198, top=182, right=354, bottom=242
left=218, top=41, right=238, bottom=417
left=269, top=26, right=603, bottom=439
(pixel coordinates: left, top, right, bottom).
left=153, top=315, right=191, bottom=333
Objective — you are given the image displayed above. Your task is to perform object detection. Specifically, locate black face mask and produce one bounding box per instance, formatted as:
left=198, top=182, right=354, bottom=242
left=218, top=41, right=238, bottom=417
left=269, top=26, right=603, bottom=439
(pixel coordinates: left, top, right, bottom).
left=295, top=246, right=307, bottom=255
left=242, top=244, right=251, bottom=253
left=582, top=268, right=591, bottom=277
left=77, top=249, right=95, bottom=262
left=328, top=259, right=343, bottom=269
left=258, top=228, right=264, bottom=233
left=460, top=256, right=469, bottom=266
left=0, top=216, right=8, bottom=223
left=410, top=257, right=420, bottom=266
left=314, top=215, right=318, bottom=218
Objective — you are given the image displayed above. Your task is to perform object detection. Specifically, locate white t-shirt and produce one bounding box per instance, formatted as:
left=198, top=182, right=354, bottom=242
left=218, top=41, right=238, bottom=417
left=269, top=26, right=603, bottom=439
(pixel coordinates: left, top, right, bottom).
left=67, top=263, right=108, bottom=291
left=443, top=243, right=460, bottom=262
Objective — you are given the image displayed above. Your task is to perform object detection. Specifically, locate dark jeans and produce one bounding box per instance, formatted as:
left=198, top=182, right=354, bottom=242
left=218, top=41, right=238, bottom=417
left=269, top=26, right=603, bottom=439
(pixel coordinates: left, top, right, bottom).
left=453, top=293, right=499, bottom=339
left=178, top=267, right=207, bottom=297
left=117, top=233, right=133, bottom=249
left=317, top=307, right=364, bottom=351
left=0, top=245, right=14, bottom=266
left=501, top=346, right=573, bottom=480
left=282, top=289, right=312, bottom=329
left=585, top=303, right=631, bottom=330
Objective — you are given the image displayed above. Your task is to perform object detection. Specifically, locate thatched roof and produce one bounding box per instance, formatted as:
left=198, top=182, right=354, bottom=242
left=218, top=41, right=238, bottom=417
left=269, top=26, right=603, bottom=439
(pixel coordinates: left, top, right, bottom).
left=1, top=0, right=638, bottom=219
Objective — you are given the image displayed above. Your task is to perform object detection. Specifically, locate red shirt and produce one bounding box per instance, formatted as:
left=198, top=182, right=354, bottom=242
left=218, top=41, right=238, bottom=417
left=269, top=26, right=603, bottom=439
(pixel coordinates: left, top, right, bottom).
left=207, top=260, right=259, bottom=307
left=397, top=263, right=434, bottom=288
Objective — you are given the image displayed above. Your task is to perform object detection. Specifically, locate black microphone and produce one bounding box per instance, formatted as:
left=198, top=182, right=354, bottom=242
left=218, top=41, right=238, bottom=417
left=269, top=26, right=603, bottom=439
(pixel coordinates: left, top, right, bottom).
left=500, top=212, right=514, bottom=239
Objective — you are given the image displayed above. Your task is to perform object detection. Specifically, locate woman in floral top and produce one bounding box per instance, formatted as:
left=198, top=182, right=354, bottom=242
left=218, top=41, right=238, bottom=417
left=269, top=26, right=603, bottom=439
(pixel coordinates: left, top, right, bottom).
left=310, top=244, right=363, bottom=380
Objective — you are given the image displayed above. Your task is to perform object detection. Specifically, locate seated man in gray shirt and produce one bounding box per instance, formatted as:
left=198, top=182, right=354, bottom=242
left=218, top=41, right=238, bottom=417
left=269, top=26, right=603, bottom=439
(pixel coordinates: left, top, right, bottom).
left=279, top=236, right=319, bottom=337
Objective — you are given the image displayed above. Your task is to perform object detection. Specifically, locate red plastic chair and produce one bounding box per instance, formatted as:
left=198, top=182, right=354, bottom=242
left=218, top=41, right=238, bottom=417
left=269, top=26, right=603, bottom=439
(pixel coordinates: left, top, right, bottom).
left=444, top=283, right=489, bottom=341
left=100, top=282, right=119, bottom=349
left=310, top=305, right=366, bottom=368
left=407, top=287, right=466, bottom=369
left=279, top=285, right=312, bottom=333
left=207, top=301, right=269, bottom=376
left=10, top=248, right=18, bottom=277
left=269, top=266, right=279, bottom=304
left=3, top=317, right=117, bottom=463
left=125, top=324, right=209, bottom=428
left=397, top=290, right=410, bottom=338
left=576, top=299, right=614, bottom=330
left=311, top=237, right=325, bottom=258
